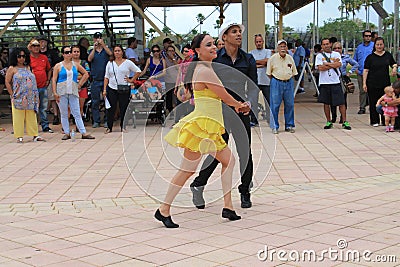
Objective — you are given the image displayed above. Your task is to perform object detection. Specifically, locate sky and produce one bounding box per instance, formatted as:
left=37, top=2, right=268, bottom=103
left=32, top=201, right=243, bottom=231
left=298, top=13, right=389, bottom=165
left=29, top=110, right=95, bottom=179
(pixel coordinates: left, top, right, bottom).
left=143, top=0, right=395, bottom=36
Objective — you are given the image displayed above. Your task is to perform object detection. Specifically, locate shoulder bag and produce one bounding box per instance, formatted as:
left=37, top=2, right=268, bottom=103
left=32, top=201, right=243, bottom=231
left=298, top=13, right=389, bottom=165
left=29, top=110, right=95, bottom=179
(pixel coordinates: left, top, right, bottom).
left=112, top=62, right=130, bottom=93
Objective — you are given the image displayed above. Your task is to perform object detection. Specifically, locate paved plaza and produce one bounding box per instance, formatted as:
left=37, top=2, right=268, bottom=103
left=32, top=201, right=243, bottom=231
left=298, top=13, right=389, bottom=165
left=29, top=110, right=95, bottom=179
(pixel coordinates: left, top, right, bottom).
left=0, top=83, right=399, bottom=266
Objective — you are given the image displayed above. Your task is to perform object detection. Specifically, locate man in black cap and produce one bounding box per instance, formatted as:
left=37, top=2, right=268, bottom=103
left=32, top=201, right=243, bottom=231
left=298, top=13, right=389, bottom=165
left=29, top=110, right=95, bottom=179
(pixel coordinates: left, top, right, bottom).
left=190, top=22, right=257, bottom=209
left=37, top=35, right=61, bottom=68
left=161, top=38, right=174, bottom=59
left=88, top=32, right=112, bottom=128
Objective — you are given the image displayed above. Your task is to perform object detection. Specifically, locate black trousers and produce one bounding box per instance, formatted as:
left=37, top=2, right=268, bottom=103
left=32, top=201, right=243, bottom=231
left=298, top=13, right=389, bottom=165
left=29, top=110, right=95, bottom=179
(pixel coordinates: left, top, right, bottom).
left=174, top=99, right=194, bottom=123
left=367, top=85, right=385, bottom=125
left=165, top=82, right=176, bottom=113
left=191, top=108, right=253, bottom=194
left=106, top=87, right=130, bottom=131
left=260, top=84, right=271, bottom=123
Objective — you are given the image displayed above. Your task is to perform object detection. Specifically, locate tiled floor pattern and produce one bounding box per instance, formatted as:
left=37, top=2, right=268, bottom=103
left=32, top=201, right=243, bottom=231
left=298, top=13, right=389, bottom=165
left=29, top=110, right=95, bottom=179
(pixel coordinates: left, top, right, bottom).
left=0, top=175, right=398, bottom=266
left=0, top=85, right=399, bottom=266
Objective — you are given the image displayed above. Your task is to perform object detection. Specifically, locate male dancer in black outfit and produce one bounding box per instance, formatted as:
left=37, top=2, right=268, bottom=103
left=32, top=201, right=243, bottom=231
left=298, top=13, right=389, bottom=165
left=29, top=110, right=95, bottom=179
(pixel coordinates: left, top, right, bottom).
left=190, top=23, right=258, bottom=208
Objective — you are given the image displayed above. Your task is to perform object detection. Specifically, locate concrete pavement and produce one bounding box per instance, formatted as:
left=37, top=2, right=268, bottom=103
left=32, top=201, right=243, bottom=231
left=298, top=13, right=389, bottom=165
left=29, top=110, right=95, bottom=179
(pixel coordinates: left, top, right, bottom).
left=0, top=83, right=398, bottom=266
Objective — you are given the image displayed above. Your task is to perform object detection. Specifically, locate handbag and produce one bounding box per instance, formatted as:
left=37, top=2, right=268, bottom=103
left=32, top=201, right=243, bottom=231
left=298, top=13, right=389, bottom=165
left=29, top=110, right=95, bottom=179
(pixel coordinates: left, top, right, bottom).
left=341, top=75, right=355, bottom=94
left=112, top=62, right=130, bottom=93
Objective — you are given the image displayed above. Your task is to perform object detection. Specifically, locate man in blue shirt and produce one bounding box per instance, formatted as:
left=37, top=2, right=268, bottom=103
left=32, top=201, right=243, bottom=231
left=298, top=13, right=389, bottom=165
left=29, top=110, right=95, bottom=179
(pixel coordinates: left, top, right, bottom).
left=88, top=32, right=112, bottom=128
left=190, top=23, right=257, bottom=209
left=293, top=39, right=305, bottom=94
left=354, top=30, right=374, bottom=114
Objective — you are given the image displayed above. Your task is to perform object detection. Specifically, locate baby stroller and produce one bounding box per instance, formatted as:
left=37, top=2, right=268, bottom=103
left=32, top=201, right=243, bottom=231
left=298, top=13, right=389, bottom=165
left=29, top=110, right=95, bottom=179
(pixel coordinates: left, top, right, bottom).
left=127, top=78, right=167, bottom=128
left=82, top=86, right=105, bottom=123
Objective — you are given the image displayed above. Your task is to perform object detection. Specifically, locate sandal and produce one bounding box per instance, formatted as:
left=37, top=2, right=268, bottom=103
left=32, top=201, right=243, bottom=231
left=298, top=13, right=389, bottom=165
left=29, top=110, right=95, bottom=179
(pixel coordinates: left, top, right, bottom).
left=33, top=136, right=46, bottom=142
left=16, top=137, right=23, bottom=143
left=105, top=128, right=112, bottom=134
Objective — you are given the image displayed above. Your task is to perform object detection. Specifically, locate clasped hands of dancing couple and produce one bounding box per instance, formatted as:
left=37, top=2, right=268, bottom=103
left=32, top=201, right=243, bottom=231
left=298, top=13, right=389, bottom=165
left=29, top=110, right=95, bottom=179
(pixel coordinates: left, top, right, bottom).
left=155, top=34, right=250, bottom=228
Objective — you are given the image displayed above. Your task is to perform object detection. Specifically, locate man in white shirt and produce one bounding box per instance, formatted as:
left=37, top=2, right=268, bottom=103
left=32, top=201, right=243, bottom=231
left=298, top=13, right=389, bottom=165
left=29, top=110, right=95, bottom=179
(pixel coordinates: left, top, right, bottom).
left=125, top=37, right=142, bottom=67
left=316, top=38, right=351, bottom=130
left=250, top=34, right=271, bottom=125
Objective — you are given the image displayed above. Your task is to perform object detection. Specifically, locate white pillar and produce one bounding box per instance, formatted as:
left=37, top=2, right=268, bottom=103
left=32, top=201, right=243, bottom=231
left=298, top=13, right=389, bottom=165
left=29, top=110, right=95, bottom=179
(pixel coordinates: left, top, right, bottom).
left=242, top=0, right=265, bottom=52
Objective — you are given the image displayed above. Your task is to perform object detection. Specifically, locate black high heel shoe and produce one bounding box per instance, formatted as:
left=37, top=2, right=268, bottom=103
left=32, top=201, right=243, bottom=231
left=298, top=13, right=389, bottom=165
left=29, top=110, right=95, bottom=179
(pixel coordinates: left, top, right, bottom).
left=222, top=208, right=241, bottom=221
left=154, top=209, right=179, bottom=228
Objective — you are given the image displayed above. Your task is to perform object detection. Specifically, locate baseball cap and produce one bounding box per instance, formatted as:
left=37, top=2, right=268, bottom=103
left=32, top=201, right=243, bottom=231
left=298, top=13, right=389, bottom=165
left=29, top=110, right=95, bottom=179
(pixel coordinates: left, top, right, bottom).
left=277, top=39, right=287, bottom=46
left=29, top=39, right=40, bottom=46
left=218, top=22, right=245, bottom=41
left=93, top=32, right=102, bottom=39
left=163, top=37, right=174, bottom=44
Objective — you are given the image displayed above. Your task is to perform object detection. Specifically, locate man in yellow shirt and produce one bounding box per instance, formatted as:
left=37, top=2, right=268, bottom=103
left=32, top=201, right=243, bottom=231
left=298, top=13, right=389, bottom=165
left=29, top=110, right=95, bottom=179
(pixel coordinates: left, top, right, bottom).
left=266, top=40, right=298, bottom=134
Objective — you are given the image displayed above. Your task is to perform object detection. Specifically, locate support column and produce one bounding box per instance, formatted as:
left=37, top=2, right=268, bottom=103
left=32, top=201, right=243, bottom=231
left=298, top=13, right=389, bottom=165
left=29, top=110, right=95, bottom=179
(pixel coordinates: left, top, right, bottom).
left=60, top=3, right=67, bottom=45
left=242, top=0, right=265, bottom=52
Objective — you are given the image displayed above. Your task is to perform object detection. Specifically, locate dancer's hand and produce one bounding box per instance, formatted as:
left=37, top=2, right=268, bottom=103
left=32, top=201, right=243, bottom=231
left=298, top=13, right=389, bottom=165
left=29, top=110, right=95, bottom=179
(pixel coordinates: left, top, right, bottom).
left=236, top=102, right=250, bottom=114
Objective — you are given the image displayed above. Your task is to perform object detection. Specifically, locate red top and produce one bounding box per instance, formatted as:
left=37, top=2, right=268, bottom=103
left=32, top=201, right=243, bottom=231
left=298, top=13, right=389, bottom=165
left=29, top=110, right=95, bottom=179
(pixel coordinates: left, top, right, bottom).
left=30, top=54, right=50, bottom=88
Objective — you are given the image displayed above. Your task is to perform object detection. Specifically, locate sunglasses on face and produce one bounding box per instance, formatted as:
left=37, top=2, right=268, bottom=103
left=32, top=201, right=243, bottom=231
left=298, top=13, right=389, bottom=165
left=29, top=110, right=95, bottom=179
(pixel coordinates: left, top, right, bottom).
left=32, top=44, right=40, bottom=47
left=183, top=50, right=189, bottom=53
left=254, top=34, right=262, bottom=37
left=152, top=50, right=160, bottom=53
left=364, top=35, right=371, bottom=37
left=17, top=54, right=26, bottom=58
left=63, top=51, right=72, bottom=54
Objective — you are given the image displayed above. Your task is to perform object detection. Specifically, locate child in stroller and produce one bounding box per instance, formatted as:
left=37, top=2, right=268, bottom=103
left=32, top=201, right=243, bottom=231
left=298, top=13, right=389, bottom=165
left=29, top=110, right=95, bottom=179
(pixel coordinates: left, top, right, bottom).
left=140, top=79, right=162, bottom=101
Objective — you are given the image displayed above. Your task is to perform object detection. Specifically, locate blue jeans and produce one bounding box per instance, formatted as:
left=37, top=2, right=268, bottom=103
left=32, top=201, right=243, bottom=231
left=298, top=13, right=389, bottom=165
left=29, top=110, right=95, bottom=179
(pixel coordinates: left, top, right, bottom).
left=91, top=80, right=103, bottom=124
left=58, top=94, right=86, bottom=134
left=38, top=87, right=49, bottom=129
left=270, top=78, right=295, bottom=130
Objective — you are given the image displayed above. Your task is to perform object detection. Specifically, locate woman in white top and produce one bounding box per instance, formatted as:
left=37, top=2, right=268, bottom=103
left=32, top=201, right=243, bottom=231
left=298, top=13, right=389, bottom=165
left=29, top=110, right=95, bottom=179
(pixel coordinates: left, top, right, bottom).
left=103, top=45, right=141, bottom=133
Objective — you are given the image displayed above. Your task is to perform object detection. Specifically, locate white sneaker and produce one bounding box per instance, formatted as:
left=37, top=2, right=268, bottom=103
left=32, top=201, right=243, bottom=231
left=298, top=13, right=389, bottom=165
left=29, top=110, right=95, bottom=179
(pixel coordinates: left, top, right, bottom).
left=372, top=123, right=379, bottom=127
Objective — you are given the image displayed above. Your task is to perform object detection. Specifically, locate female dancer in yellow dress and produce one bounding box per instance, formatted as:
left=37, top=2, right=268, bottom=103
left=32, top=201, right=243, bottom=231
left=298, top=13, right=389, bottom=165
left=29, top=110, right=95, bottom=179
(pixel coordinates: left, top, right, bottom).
left=155, top=34, right=250, bottom=228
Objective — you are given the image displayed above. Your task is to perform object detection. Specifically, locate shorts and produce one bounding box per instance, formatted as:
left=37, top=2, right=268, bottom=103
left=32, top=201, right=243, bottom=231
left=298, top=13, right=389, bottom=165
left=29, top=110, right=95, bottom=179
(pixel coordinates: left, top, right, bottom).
left=318, top=83, right=345, bottom=106
left=79, top=87, right=88, bottom=98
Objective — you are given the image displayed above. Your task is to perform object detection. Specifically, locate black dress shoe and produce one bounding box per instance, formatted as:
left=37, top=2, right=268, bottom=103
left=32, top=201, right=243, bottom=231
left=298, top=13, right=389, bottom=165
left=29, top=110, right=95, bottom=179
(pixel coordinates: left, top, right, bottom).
left=357, top=109, right=365, bottom=114
left=154, top=209, right=179, bottom=228
left=222, top=208, right=241, bottom=221
left=240, top=192, right=252, bottom=208
left=190, top=185, right=205, bottom=209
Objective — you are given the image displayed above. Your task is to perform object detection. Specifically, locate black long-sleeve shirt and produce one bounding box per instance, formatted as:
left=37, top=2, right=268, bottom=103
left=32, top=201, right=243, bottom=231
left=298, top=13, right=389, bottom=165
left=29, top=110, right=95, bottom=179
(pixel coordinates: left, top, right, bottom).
left=213, top=47, right=258, bottom=102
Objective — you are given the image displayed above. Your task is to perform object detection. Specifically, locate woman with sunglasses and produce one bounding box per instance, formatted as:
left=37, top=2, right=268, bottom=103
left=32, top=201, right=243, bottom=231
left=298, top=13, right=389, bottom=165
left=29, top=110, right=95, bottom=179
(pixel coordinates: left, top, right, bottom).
left=103, top=45, right=141, bottom=133
left=5, top=47, right=45, bottom=143
left=140, top=44, right=166, bottom=84
left=330, top=42, right=359, bottom=123
left=52, top=46, right=95, bottom=140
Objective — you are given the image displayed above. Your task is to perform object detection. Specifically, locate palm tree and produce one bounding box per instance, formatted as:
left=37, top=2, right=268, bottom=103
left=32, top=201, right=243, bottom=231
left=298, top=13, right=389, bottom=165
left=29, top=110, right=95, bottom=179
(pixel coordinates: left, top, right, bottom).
left=214, top=19, right=222, bottom=35
left=196, top=13, right=205, bottom=33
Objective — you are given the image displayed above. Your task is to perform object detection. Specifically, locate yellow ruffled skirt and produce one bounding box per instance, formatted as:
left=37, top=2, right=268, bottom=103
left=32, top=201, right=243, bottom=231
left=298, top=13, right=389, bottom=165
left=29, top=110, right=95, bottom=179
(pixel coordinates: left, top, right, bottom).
left=164, top=114, right=226, bottom=154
